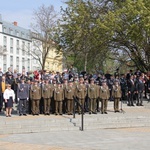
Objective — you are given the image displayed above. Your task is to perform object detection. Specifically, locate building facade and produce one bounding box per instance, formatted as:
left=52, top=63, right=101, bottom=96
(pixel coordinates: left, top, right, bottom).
left=0, top=14, right=40, bottom=73
left=0, top=14, right=63, bottom=73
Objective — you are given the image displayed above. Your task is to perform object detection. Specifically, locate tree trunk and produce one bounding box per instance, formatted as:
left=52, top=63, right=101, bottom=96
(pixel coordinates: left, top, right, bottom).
left=84, top=53, right=88, bottom=71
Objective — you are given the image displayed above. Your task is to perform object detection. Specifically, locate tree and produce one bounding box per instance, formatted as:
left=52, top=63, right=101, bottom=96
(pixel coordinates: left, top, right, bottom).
left=57, top=0, right=110, bottom=72
left=100, top=0, right=150, bottom=72
left=30, top=4, right=59, bottom=70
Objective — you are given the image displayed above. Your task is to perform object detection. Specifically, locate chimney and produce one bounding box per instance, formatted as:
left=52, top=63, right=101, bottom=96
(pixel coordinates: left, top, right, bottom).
left=13, top=21, right=18, bottom=26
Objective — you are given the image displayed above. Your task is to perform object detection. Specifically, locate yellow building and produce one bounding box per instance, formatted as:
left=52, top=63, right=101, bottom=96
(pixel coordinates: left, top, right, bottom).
left=44, top=48, right=63, bottom=72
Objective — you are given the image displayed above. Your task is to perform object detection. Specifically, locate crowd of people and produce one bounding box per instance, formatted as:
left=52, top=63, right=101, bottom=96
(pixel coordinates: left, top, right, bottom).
left=0, top=67, right=150, bottom=117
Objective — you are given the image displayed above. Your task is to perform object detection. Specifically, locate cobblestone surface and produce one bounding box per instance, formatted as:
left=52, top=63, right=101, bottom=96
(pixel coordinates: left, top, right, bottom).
left=0, top=99, right=150, bottom=150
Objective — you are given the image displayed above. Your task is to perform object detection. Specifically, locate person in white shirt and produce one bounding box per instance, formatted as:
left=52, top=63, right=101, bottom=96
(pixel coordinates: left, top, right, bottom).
left=3, top=84, right=15, bottom=117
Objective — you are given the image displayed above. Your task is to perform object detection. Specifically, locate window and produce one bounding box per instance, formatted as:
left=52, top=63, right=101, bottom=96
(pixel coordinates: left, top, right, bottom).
left=3, top=64, right=7, bottom=73
left=22, top=41, right=25, bottom=55
left=10, top=47, right=13, bottom=53
left=3, top=27, right=7, bottom=33
left=22, top=58, right=25, bottom=68
left=3, top=55, right=7, bottom=64
left=21, top=32, right=24, bottom=38
left=3, top=36, right=7, bottom=45
left=16, top=65, right=19, bottom=71
left=15, top=30, right=19, bottom=36
left=27, top=43, right=30, bottom=56
left=3, top=45, right=7, bottom=53
left=10, top=38, right=13, bottom=47
left=9, top=28, right=13, bottom=34
left=16, top=57, right=19, bottom=64
left=22, top=41, right=25, bottom=49
left=16, top=48, right=19, bottom=55
left=16, top=40, right=19, bottom=48
left=10, top=56, right=13, bottom=64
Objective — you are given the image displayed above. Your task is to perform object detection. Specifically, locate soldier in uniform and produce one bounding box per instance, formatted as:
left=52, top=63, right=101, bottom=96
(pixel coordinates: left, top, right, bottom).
left=112, top=80, right=122, bottom=112
left=30, top=80, right=41, bottom=115
left=99, top=81, right=110, bottom=114
left=76, top=77, right=87, bottom=114
left=95, top=81, right=100, bottom=112
left=65, top=81, right=75, bottom=115
left=88, top=78, right=97, bottom=114
left=54, top=82, right=64, bottom=115
left=17, top=78, right=29, bottom=116
left=63, top=78, right=68, bottom=114
left=51, top=78, right=57, bottom=113
left=42, top=79, right=53, bottom=115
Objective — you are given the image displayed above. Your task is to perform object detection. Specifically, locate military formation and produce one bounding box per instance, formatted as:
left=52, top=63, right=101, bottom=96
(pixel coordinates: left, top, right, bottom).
left=0, top=67, right=150, bottom=117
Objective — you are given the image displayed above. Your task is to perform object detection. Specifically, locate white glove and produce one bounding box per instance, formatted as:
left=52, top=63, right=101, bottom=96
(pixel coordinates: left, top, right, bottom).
left=18, top=98, right=20, bottom=101
left=27, top=98, right=29, bottom=101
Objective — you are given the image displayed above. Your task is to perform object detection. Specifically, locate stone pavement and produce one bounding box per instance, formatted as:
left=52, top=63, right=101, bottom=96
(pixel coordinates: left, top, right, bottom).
left=0, top=127, right=150, bottom=150
left=0, top=99, right=150, bottom=150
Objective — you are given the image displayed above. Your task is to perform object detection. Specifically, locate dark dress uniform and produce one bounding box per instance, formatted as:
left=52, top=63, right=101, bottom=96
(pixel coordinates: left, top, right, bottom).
left=112, top=83, right=122, bottom=112
left=99, top=83, right=110, bottom=114
left=17, top=81, right=29, bottom=115
left=42, top=82, right=53, bottom=115
left=65, top=82, right=75, bottom=115
left=54, top=84, right=64, bottom=115
left=88, top=83, right=97, bottom=114
left=30, top=82, right=41, bottom=115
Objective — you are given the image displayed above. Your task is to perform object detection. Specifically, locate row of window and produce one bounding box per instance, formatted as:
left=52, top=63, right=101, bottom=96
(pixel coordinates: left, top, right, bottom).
left=3, top=26, right=30, bottom=39
left=3, top=64, right=30, bottom=73
left=3, top=36, right=30, bottom=55
left=3, top=55, right=30, bottom=64
left=2, top=55, right=30, bottom=72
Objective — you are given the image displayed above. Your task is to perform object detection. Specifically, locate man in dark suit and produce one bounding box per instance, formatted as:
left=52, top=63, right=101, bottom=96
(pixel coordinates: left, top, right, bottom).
left=136, top=76, right=145, bottom=106
left=127, top=75, right=135, bottom=106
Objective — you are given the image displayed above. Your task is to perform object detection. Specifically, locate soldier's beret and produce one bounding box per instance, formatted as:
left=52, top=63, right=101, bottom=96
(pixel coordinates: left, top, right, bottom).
left=68, top=80, right=73, bottom=83
left=57, top=82, right=61, bottom=84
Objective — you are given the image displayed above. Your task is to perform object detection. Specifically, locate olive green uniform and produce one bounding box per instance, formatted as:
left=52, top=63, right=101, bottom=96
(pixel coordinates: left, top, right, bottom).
left=54, top=86, right=64, bottom=115
left=65, top=84, right=76, bottom=115
left=30, top=84, right=41, bottom=115
left=42, top=83, right=53, bottom=114
left=88, top=84, right=97, bottom=114
left=112, top=85, right=122, bottom=112
left=99, top=85, right=110, bottom=114
left=76, top=83, right=87, bottom=114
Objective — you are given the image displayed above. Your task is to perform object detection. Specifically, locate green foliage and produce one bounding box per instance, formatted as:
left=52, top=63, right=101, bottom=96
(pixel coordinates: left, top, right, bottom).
left=56, top=0, right=150, bottom=73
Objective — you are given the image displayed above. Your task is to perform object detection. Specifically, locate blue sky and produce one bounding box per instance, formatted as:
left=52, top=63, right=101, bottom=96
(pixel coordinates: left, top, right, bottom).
left=0, top=0, right=66, bottom=29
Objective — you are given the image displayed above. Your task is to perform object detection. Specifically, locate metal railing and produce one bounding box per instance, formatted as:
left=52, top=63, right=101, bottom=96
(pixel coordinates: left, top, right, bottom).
left=73, top=96, right=84, bottom=131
